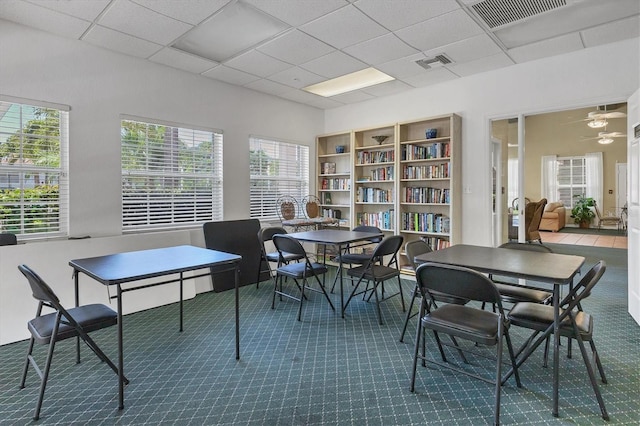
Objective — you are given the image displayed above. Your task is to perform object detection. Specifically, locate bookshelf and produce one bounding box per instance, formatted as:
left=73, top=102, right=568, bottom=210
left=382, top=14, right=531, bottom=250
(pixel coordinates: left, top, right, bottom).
left=317, top=131, right=352, bottom=228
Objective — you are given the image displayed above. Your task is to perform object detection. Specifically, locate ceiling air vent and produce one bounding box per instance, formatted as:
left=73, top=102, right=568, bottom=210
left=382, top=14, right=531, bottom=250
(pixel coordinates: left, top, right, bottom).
left=415, top=54, right=453, bottom=70
left=472, top=0, right=567, bottom=29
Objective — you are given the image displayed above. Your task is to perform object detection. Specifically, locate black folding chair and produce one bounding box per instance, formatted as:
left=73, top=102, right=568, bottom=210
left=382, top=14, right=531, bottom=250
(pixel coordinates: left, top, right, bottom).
left=18, top=264, right=126, bottom=420
left=410, top=262, right=522, bottom=426
left=507, top=261, right=609, bottom=420
left=344, top=235, right=405, bottom=325
left=0, top=232, right=17, bottom=246
left=257, top=226, right=304, bottom=288
left=330, top=225, right=382, bottom=293
left=272, top=235, right=335, bottom=321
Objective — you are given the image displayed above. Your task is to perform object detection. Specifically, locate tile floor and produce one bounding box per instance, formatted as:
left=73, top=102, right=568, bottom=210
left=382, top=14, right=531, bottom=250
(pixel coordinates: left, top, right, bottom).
left=540, top=230, right=627, bottom=249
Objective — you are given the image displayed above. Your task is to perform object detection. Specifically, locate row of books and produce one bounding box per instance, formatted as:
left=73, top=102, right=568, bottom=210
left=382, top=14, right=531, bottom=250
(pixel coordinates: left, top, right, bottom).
left=402, top=142, right=450, bottom=161
left=356, top=209, right=395, bottom=230
left=321, top=178, right=350, bottom=190
left=368, top=165, right=394, bottom=181
left=321, top=208, right=342, bottom=219
left=419, top=236, right=451, bottom=251
left=402, top=212, right=450, bottom=234
left=356, top=149, right=394, bottom=165
left=404, top=187, right=450, bottom=204
left=356, top=187, right=393, bottom=203
left=402, top=162, right=449, bottom=179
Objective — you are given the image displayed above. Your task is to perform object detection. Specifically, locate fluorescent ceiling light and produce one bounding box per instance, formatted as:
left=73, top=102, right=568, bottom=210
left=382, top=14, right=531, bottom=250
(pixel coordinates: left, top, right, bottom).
left=172, top=1, right=288, bottom=62
left=587, top=119, right=608, bottom=128
left=303, top=68, right=395, bottom=97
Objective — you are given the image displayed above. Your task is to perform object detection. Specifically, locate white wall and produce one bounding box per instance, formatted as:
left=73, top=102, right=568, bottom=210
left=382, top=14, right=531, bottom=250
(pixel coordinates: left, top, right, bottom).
left=324, top=38, right=640, bottom=245
left=0, top=20, right=324, bottom=344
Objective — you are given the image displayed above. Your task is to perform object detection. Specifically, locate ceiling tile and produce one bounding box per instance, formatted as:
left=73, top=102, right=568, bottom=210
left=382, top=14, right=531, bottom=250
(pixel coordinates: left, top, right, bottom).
left=99, top=0, right=193, bottom=45
left=344, top=33, right=419, bottom=65
left=376, top=53, right=428, bottom=79
left=306, top=96, right=346, bottom=109
left=508, top=33, right=584, bottom=64
left=83, top=25, right=162, bottom=58
left=243, top=0, right=349, bottom=26
left=401, top=67, right=459, bottom=88
left=28, top=0, right=110, bottom=21
left=299, top=51, right=367, bottom=79
left=329, top=90, right=376, bottom=104
left=149, top=47, right=218, bottom=73
left=353, top=0, right=460, bottom=31
left=582, top=15, right=640, bottom=48
left=446, top=52, right=514, bottom=77
left=493, top=0, right=640, bottom=49
left=360, top=79, right=413, bottom=97
left=131, top=0, right=230, bottom=25
left=395, top=9, right=484, bottom=51
left=277, top=89, right=328, bottom=107
left=300, top=4, right=388, bottom=49
left=244, top=78, right=293, bottom=96
left=267, top=67, right=324, bottom=89
left=202, top=65, right=260, bottom=85
left=423, top=34, right=503, bottom=64
left=225, top=50, right=291, bottom=78
left=0, top=0, right=91, bottom=39
left=257, top=29, right=335, bottom=65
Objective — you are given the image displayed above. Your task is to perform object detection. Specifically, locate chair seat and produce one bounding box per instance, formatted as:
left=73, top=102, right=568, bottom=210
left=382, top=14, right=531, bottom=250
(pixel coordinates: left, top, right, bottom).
left=508, top=302, right=593, bottom=339
left=336, top=252, right=372, bottom=265
left=265, top=251, right=304, bottom=263
left=347, top=264, right=399, bottom=281
left=28, top=304, right=117, bottom=345
left=423, top=304, right=501, bottom=346
left=276, top=262, right=327, bottom=279
left=428, top=290, right=469, bottom=305
left=494, top=282, right=552, bottom=304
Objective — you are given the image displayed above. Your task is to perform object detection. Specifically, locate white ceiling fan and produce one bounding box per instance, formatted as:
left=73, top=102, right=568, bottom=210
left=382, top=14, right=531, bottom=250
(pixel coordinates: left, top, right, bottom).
left=581, top=131, right=627, bottom=144
left=584, top=108, right=627, bottom=128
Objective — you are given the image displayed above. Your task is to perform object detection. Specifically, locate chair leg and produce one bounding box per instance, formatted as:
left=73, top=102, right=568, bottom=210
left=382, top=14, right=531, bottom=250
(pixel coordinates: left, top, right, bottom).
left=589, top=339, right=608, bottom=384
left=494, top=330, right=504, bottom=426
left=410, top=314, right=423, bottom=392
left=397, top=276, right=406, bottom=312
left=297, top=278, right=306, bottom=321
left=574, top=334, right=609, bottom=420
left=371, top=281, right=383, bottom=325
left=312, top=273, right=335, bottom=312
left=20, top=337, right=36, bottom=389
left=399, top=286, right=419, bottom=342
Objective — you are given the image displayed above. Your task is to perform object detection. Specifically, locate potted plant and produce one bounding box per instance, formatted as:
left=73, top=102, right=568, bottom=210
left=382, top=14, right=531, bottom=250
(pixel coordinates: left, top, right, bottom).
left=571, top=195, right=595, bottom=228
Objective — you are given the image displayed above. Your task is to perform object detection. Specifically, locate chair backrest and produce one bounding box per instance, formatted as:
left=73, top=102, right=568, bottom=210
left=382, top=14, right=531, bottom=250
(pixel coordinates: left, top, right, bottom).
left=416, top=262, right=502, bottom=306
left=272, top=234, right=307, bottom=259
left=369, top=235, right=403, bottom=266
left=404, top=239, right=432, bottom=270
left=498, top=241, right=552, bottom=253
left=258, top=226, right=287, bottom=244
left=0, top=232, right=17, bottom=246
left=276, top=195, right=299, bottom=221
left=593, top=201, right=603, bottom=220
left=560, top=260, right=606, bottom=309
left=302, top=195, right=321, bottom=219
left=352, top=225, right=383, bottom=243
left=19, top=264, right=61, bottom=307
left=524, top=198, right=547, bottom=241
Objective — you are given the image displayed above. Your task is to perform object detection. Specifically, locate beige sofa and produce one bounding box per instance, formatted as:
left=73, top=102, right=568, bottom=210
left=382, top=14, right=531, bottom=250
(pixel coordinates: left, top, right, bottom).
left=539, top=201, right=566, bottom=232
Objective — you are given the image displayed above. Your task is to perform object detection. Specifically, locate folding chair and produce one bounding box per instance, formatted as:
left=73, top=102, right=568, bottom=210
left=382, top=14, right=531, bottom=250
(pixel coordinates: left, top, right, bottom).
left=18, top=264, right=126, bottom=420
left=330, top=225, right=382, bottom=293
left=410, top=262, right=522, bottom=426
left=256, top=226, right=304, bottom=288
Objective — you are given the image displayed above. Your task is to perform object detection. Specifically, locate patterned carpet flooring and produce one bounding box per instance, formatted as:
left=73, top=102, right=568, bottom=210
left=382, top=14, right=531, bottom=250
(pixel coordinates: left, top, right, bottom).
left=0, top=244, right=638, bottom=425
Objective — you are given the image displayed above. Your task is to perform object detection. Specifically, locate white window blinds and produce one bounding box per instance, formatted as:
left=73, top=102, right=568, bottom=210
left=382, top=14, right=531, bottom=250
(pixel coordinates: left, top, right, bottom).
left=0, top=99, right=69, bottom=238
left=121, top=118, right=223, bottom=231
left=557, top=156, right=586, bottom=208
left=249, top=137, right=309, bottom=219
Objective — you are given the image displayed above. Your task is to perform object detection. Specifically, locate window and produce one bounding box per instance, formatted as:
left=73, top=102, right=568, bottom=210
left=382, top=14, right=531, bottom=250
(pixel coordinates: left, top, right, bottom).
left=249, top=137, right=309, bottom=219
left=0, top=98, right=68, bottom=238
left=121, top=117, right=223, bottom=231
left=557, top=156, right=586, bottom=208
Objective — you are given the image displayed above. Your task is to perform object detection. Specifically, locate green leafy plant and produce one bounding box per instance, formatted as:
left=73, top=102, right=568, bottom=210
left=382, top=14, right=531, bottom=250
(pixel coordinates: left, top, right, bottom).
left=571, top=194, right=595, bottom=226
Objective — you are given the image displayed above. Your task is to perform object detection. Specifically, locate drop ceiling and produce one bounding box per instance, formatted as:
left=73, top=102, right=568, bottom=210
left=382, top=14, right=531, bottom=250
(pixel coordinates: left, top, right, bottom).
left=0, top=0, right=638, bottom=109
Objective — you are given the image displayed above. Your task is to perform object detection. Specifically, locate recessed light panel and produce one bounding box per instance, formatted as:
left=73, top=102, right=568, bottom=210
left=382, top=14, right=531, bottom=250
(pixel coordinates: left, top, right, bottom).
left=303, top=68, right=395, bottom=97
left=172, top=1, right=289, bottom=62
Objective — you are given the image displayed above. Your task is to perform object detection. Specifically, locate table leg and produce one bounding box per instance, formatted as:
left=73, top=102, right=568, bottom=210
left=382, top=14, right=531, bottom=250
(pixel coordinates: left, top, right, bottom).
left=74, top=271, right=80, bottom=364
left=339, top=243, right=345, bottom=318
left=179, top=272, right=184, bottom=332
left=552, top=286, right=560, bottom=417
left=117, top=284, right=124, bottom=410
left=235, top=263, right=240, bottom=360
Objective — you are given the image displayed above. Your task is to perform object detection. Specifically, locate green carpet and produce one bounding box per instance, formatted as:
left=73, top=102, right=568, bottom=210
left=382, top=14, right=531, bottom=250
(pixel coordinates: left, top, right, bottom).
left=0, top=245, right=638, bottom=425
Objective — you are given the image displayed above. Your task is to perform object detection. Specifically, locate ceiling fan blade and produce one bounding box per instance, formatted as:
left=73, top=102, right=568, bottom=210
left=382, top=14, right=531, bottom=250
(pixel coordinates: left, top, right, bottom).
left=602, top=112, right=627, bottom=118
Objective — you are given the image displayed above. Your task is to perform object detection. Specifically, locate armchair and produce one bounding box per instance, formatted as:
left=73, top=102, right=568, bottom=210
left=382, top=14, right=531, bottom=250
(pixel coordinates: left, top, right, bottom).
left=539, top=201, right=566, bottom=232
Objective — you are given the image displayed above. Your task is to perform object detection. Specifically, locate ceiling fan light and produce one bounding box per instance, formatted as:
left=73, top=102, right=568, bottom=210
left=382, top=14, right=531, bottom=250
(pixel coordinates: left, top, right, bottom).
left=598, top=137, right=614, bottom=145
left=588, top=119, right=608, bottom=128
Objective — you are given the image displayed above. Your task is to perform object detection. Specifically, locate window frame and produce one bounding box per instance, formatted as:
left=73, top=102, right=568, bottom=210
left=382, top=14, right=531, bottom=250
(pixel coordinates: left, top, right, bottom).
left=121, top=115, right=223, bottom=232
left=0, top=96, right=69, bottom=240
left=249, top=136, right=310, bottom=220
left=556, top=155, right=586, bottom=209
